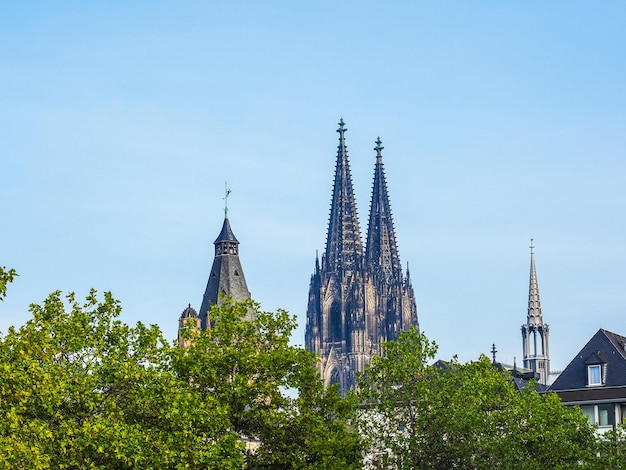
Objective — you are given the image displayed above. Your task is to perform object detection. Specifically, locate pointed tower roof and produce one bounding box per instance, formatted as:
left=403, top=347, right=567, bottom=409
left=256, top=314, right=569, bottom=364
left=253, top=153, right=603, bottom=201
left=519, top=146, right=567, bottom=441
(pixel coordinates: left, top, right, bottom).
left=365, top=137, right=401, bottom=283
left=527, top=239, right=543, bottom=325
left=324, top=119, right=363, bottom=275
left=199, top=196, right=251, bottom=329
left=214, top=217, right=239, bottom=244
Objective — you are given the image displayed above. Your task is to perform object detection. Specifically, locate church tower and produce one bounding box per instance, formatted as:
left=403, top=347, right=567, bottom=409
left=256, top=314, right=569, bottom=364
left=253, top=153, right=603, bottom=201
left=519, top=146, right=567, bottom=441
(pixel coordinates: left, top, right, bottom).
left=305, top=120, right=418, bottom=395
left=521, top=239, right=550, bottom=385
left=178, top=190, right=252, bottom=344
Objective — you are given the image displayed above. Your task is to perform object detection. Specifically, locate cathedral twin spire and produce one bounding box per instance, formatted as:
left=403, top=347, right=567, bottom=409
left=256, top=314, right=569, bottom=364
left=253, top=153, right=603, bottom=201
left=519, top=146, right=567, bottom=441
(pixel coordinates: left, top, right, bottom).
left=306, top=119, right=418, bottom=394
left=324, top=119, right=403, bottom=284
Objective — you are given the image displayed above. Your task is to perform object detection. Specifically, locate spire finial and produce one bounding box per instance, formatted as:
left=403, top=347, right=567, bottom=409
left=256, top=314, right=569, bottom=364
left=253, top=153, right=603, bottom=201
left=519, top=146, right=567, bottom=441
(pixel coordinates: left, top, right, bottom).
left=529, top=238, right=534, bottom=255
left=491, top=343, right=498, bottom=364
left=337, top=118, right=347, bottom=139
left=223, top=182, right=232, bottom=219
left=374, top=137, right=384, bottom=158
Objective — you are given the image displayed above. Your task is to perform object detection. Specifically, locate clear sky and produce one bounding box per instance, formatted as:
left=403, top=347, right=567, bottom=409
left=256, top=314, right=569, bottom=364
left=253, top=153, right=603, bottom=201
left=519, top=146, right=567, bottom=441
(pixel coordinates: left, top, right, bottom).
left=2, top=2, right=625, bottom=371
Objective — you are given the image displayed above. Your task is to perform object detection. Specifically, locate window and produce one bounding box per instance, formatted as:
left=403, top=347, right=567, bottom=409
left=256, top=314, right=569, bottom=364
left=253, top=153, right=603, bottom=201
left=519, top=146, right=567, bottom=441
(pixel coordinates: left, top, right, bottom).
left=581, top=405, right=595, bottom=426
left=588, top=364, right=602, bottom=386
left=329, top=302, right=342, bottom=342
left=598, top=404, right=614, bottom=427
left=579, top=404, right=615, bottom=428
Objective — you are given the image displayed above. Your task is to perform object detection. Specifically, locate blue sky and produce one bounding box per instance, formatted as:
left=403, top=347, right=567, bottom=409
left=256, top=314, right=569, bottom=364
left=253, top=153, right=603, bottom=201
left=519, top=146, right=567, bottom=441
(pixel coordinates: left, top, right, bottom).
left=2, top=2, right=625, bottom=371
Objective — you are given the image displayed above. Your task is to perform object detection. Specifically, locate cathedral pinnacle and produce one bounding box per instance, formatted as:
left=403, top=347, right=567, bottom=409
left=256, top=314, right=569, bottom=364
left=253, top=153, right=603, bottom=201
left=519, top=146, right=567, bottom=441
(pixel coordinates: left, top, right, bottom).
left=337, top=118, right=346, bottom=136
left=374, top=137, right=384, bottom=158
left=337, top=119, right=347, bottom=162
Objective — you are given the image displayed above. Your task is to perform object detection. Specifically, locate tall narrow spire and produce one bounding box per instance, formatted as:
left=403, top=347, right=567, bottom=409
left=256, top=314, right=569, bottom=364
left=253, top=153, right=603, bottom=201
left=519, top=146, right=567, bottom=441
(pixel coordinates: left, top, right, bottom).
left=521, top=239, right=550, bottom=385
left=365, top=137, right=401, bottom=284
left=324, top=118, right=363, bottom=275
left=527, top=238, right=542, bottom=325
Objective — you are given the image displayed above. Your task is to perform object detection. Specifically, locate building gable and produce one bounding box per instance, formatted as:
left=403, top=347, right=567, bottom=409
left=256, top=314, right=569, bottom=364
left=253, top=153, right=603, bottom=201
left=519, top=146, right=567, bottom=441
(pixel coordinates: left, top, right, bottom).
left=551, top=329, right=626, bottom=392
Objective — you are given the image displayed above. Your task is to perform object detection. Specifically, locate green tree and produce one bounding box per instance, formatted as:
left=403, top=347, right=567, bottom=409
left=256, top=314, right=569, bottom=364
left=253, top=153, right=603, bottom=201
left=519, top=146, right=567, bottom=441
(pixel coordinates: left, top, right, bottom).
left=173, top=298, right=362, bottom=469
left=358, top=326, right=597, bottom=469
left=594, top=426, right=626, bottom=469
left=0, top=287, right=361, bottom=469
left=0, top=266, right=17, bottom=301
left=0, top=289, right=241, bottom=469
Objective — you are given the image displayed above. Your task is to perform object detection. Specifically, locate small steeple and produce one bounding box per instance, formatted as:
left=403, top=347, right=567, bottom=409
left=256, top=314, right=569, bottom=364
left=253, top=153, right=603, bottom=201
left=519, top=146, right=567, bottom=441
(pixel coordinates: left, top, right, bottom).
left=178, top=304, right=200, bottom=348
left=521, top=239, right=550, bottom=385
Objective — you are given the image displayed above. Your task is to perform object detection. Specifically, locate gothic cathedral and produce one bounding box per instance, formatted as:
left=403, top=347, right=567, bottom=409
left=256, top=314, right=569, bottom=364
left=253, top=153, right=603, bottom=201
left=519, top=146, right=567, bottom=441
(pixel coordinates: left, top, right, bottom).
left=305, top=119, right=419, bottom=395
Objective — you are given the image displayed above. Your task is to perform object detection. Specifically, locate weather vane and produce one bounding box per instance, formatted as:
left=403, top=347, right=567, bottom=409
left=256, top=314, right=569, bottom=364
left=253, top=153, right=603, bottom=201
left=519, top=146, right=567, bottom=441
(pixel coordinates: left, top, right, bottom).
left=223, top=182, right=232, bottom=218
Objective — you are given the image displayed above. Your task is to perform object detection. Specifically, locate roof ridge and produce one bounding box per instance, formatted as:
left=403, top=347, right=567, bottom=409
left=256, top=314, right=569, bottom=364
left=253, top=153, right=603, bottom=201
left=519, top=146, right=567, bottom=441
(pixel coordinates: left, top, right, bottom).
left=602, top=329, right=626, bottom=360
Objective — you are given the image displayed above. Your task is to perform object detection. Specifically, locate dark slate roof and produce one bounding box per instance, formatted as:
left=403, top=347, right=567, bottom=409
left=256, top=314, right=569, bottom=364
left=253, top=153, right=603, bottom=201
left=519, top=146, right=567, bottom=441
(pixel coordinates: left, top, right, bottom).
left=492, top=361, right=547, bottom=392
left=511, top=376, right=549, bottom=393
left=585, top=351, right=608, bottom=365
left=214, top=217, right=239, bottom=244
left=550, top=329, right=626, bottom=392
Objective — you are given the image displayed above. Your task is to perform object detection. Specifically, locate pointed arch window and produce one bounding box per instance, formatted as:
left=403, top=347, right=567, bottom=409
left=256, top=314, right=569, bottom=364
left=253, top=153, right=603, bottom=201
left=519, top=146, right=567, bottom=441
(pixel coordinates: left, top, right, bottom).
left=330, top=302, right=342, bottom=342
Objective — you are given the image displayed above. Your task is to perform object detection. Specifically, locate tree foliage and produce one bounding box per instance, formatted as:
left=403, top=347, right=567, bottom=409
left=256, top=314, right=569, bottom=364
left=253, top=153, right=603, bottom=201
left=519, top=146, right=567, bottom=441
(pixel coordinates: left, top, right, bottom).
left=0, top=266, right=17, bottom=301
left=173, top=299, right=362, bottom=469
left=358, top=326, right=598, bottom=469
left=0, top=289, right=361, bottom=469
left=0, top=289, right=240, bottom=469
left=595, top=426, right=626, bottom=469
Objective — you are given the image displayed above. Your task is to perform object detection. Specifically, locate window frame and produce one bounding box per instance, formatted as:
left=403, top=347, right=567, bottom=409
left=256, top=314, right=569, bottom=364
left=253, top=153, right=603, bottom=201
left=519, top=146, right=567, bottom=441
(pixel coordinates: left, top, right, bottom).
left=587, top=364, right=602, bottom=386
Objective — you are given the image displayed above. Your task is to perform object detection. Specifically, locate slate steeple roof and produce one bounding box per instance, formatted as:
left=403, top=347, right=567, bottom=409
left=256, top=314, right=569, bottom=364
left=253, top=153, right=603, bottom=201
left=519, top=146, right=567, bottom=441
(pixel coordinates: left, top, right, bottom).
left=214, top=217, right=239, bottom=244
left=198, top=208, right=251, bottom=330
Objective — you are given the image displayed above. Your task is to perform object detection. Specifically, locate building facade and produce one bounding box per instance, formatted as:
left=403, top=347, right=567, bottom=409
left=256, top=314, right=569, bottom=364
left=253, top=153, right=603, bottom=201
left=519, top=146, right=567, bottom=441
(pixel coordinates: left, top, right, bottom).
left=305, top=119, right=418, bottom=395
left=550, top=328, right=626, bottom=433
